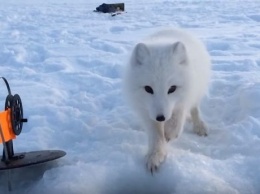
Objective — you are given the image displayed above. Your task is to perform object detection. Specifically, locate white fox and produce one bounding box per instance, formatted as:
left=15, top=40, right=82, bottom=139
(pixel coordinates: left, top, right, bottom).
left=123, top=28, right=211, bottom=173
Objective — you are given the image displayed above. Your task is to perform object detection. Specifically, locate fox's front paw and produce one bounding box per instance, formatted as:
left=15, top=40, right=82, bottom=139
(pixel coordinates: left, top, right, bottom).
left=164, top=127, right=171, bottom=142
left=194, top=121, right=208, bottom=136
left=146, top=149, right=167, bottom=174
left=164, top=128, right=179, bottom=142
left=164, top=116, right=182, bottom=142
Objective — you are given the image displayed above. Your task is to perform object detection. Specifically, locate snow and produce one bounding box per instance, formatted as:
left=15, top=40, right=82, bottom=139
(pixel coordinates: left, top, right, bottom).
left=0, top=0, right=260, bottom=194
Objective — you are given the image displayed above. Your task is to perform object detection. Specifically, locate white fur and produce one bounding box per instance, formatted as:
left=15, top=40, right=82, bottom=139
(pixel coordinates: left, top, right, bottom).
left=123, top=28, right=211, bottom=173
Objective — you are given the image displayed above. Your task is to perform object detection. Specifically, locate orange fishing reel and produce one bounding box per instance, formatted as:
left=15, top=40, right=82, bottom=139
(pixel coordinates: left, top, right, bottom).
left=0, top=77, right=27, bottom=144
left=0, top=77, right=65, bottom=171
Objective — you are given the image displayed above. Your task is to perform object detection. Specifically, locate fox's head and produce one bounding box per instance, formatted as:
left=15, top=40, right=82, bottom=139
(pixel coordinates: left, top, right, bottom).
left=125, top=41, right=191, bottom=122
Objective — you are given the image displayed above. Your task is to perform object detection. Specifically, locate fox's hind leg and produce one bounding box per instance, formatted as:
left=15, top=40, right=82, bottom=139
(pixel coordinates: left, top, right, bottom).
left=191, top=106, right=208, bottom=136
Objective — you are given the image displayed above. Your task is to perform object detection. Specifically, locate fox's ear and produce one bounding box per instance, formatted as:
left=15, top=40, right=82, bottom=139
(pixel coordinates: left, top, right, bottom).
left=172, top=42, right=187, bottom=65
left=133, top=43, right=150, bottom=65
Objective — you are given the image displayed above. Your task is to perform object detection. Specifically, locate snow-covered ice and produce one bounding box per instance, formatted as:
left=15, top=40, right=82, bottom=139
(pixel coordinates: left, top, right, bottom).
left=0, top=0, right=260, bottom=194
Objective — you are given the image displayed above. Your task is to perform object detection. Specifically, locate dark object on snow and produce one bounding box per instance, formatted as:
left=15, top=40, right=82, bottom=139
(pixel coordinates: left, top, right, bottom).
left=95, top=3, right=124, bottom=13
left=0, top=150, right=66, bottom=170
left=111, top=12, right=122, bottom=17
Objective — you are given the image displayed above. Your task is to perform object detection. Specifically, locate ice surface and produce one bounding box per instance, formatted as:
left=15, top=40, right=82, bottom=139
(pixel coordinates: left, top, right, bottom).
left=0, top=0, right=260, bottom=194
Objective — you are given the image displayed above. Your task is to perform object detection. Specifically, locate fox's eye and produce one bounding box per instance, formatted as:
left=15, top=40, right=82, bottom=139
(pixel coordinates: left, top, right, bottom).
left=168, top=85, right=177, bottom=94
left=144, top=86, right=153, bottom=94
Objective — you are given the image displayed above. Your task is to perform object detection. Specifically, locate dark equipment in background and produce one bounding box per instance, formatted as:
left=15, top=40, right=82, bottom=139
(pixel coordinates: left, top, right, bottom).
left=94, top=3, right=125, bottom=16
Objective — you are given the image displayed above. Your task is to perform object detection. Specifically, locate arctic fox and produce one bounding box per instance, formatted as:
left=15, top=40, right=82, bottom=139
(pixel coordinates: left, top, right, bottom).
left=123, top=28, right=211, bottom=173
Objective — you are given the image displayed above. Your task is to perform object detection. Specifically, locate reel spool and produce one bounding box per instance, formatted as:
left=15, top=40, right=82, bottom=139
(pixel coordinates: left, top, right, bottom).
left=2, top=78, right=27, bottom=135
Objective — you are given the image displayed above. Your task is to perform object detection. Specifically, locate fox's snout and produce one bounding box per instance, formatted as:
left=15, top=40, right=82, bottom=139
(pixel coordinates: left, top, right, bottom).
left=149, top=101, right=172, bottom=123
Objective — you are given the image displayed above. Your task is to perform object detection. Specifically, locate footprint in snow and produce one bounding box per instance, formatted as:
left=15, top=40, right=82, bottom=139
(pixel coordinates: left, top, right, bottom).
left=90, top=40, right=123, bottom=54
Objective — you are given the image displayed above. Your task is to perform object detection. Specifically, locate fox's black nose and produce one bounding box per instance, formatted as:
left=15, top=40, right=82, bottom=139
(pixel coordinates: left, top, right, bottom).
left=156, top=115, right=165, bottom=122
